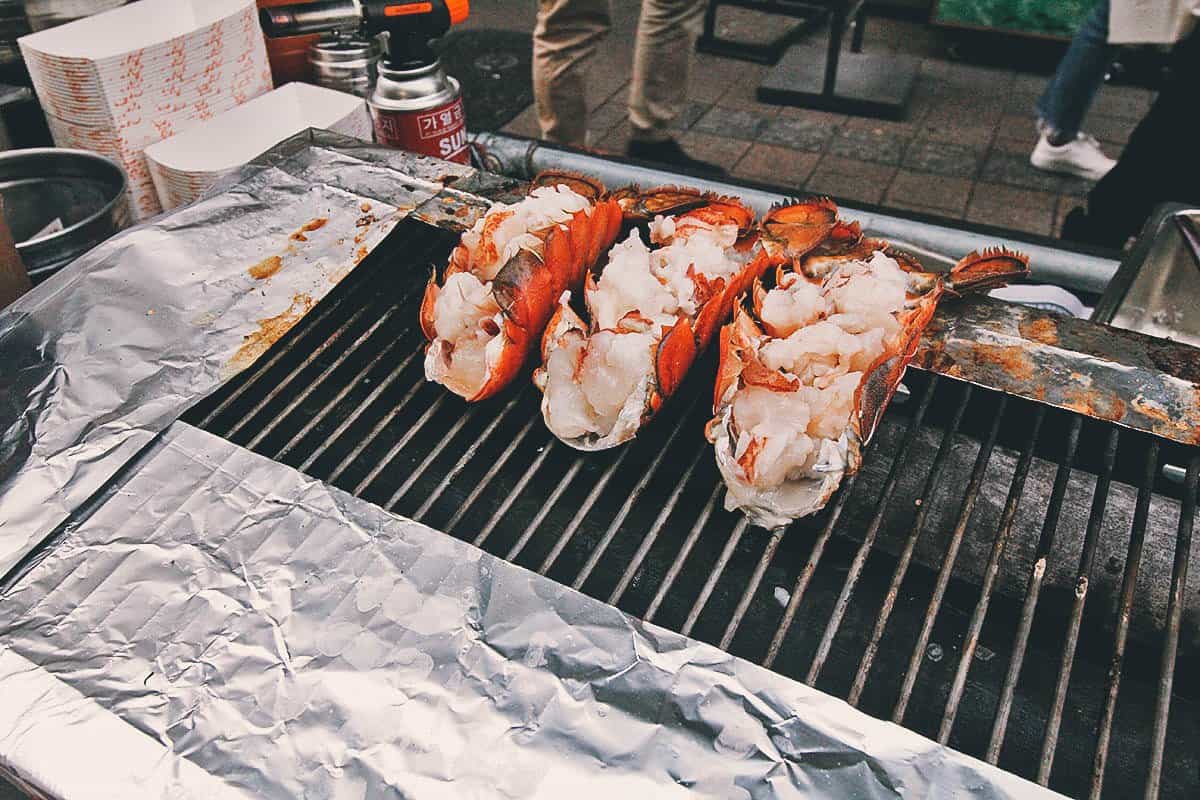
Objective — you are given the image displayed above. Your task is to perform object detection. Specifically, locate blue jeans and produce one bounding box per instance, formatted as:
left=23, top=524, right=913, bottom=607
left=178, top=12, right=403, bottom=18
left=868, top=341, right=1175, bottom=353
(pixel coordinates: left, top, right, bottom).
left=1036, top=0, right=1112, bottom=140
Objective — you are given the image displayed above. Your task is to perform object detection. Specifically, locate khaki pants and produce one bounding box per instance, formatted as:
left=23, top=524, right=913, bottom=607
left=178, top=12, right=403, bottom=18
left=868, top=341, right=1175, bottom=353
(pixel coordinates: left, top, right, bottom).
left=533, top=0, right=706, bottom=147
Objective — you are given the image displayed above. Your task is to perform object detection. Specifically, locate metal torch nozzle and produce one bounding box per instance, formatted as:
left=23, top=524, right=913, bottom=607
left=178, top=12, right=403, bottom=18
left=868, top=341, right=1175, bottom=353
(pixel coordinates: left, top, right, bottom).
left=259, top=0, right=363, bottom=37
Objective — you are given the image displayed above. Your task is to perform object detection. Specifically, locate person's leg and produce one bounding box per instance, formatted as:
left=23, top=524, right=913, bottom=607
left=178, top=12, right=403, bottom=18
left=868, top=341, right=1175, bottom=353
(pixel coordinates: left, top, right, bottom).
left=628, top=0, right=706, bottom=142
left=1035, top=0, right=1111, bottom=143
left=1064, top=27, right=1200, bottom=247
left=533, top=0, right=611, bottom=147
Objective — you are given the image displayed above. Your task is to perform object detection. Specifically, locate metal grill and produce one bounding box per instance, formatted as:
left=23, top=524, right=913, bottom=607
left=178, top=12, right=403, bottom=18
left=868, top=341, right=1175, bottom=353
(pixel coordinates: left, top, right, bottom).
left=185, top=218, right=1200, bottom=800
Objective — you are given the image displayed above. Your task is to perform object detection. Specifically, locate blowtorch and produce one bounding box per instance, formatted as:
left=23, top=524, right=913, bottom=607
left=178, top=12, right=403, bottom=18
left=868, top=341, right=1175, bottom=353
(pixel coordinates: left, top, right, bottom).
left=260, top=0, right=471, bottom=163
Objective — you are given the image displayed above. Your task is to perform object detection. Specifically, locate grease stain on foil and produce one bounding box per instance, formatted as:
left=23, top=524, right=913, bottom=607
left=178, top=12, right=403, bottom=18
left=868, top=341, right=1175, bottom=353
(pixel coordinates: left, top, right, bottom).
left=224, top=293, right=314, bottom=378
left=249, top=255, right=283, bottom=280
left=289, top=217, right=328, bottom=242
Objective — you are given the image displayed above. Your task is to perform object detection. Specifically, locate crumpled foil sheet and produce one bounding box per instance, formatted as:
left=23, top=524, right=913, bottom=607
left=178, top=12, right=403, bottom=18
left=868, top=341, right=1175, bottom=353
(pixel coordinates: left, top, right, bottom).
left=0, top=423, right=1058, bottom=800
left=0, top=130, right=496, bottom=581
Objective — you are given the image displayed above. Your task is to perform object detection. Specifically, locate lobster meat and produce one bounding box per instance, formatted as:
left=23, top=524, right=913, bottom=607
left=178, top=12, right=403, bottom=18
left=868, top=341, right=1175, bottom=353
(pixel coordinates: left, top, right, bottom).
left=421, top=172, right=623, bottom=401
left=706, top=198, right=1030, bottom=529
left=534, top=187, right=826, bottom=451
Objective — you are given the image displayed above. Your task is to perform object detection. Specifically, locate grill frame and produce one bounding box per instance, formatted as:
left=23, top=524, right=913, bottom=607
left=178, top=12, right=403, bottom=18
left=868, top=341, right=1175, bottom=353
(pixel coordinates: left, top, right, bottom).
left=185, top=217, right=1200, bottom=800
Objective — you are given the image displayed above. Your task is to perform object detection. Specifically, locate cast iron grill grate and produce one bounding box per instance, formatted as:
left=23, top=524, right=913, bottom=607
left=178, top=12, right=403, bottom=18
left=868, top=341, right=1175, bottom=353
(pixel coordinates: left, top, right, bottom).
left=185, top=218, right=1199, bottom=800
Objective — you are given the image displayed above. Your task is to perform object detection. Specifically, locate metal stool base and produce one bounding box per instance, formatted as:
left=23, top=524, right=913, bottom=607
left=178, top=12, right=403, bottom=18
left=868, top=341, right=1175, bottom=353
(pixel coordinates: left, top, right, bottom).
left=758, top=49, right=918, bottom=119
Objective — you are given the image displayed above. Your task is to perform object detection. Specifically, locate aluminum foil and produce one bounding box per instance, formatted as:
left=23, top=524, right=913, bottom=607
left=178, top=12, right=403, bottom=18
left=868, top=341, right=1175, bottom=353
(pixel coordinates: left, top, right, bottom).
left=0, top=130, right=494, bottom=581
left=0, top=422, right=1059, bottom=800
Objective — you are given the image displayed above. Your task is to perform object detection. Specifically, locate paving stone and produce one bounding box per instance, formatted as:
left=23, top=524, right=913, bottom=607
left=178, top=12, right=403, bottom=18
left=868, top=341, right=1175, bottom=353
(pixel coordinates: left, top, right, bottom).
left=690, top=53, right=749, bottom=103
left=828, top=128, right=909, bottom=165
left=923, top=100, right=1004, bottom=129
left=843, top=116, right=923, bottom=137
left=772, top=106, right=848, bottom=127
left=1081, top=113, right=1135, bottom=145
left=714, top=63, right=772, bottom=111
left=1006, top=88, right=1043, bottom=116
left=1057, top=173, right=1097, bottom=197
left=722, top=94, right=788, bottom=117
left=596, top=121, right=633, bottom=155
left=1089, top=84, right=1154, bottom=120
left=733, top=144, right=820, bottom=188
left=996, top=113, right=1038, bottom=141
left=882, top=197, right=963, bottom=221
left=902, top=140, right=983, bottom=179
left=502, top=104, right=541, bottom=139
left=806, top=156, right=897, bottom=204
left=707, top=5, right=781, bottom=46
left=886, top=170, right=972, bottom=214
left=759, top=115, right=839, bottom=152
left=989, top=139, right=1105, bottom=194
left=680, top=131, right=753, bottom=166
left=692, top=105, right=769, bottom=141
left=979, top=150, right=1063, bottom=192
left=925, top=79, right=1010, bottom=108
left=669, top=101, right=711, bottom=132
left=917, top=119, right=995, bottom=147
left=920, top=59, right=1014, bottom=94
left=990, top=133, right=1039, bottom=156
left=1011, top=71, right=1050, bottom=95
left=872, top=19, right=942, bottom=55
left=1054, top=195, right=1084, bottom=237
left=589, top=72, right=631, bottom=111
left=967, top=181, right=1057, bottom=236
left=905, top=91, right=940, bottom=124
left=589, top=98, right=628, bottom=133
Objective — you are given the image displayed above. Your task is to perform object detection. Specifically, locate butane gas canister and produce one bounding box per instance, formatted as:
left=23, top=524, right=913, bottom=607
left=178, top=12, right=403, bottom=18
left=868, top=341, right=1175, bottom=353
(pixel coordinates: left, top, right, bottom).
left=368, top=57, right=468, bottom=164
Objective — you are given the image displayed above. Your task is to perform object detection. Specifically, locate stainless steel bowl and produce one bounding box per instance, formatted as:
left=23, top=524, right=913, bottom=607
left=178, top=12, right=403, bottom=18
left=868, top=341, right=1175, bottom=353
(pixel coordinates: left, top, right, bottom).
left=0, top=147, right=130, bottom=282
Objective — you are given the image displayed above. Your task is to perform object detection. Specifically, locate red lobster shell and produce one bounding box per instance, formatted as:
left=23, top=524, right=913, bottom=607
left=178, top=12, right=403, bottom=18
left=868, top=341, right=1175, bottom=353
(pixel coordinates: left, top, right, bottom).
left=708, top=198, right=1030, bottom=528
left=421, top=171, right=623, bottom=401
left=535, top=187, right=778, bottom=451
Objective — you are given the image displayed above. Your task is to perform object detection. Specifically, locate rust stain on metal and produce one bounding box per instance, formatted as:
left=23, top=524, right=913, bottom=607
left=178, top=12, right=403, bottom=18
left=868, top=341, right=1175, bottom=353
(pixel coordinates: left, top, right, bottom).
left=1061, top=388, right=1126, bottom=422
left=970, top=344, right=1036, bottom=381
left=360, top=202, right=372, bottom=213
left=356, top=213, right=377, bottom=228
left=354, top=246, right=369, bottom=264
left=1148, top=344, right=1200, bottom=383
left=1019, top=317, right=1059, bottom=346
left=224, top=293, right=314, bottom=378
left=290, top=217, right=329, bottom=242
left=1132, top=394, right=1200, bottom=443
left=248, top=255, right=283, bottom=280
left=1132, top=394, right=1172, bottom=424
left=913, top=298, right=1200, bottom=446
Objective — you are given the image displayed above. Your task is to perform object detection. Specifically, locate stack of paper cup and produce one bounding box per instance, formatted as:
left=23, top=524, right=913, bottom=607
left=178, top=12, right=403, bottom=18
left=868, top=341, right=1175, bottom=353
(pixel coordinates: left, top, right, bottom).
left=19, top=0, right=272, bottom=220
left=145, top=82, right=372, bottom=211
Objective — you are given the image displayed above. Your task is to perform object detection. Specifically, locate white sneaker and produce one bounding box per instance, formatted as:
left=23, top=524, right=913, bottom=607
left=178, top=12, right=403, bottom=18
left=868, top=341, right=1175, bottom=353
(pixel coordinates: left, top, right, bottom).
left=1030, top=133, right=1116, bottom=181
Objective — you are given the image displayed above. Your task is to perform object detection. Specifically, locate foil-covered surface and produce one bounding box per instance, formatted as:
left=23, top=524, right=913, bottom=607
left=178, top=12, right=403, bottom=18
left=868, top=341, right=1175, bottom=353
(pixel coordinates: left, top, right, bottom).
left=0, top=422, right=1058, bottom=800
left=0, top=130, right=495, bottom=581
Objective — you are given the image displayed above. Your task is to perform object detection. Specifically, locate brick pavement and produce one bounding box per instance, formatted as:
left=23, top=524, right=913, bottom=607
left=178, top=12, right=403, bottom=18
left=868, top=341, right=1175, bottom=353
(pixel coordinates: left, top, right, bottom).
left=463, top=2, right=1151, bottom=240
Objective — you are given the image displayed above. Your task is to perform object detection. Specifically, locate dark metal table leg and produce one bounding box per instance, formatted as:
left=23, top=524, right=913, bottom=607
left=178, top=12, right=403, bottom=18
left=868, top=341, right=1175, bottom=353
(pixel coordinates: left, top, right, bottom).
left=823, top=6, right=846, bottom=97
left=702, top=0, right=719, bottom=43
left=850, top=8, right=866, bottom=53
left=757, top=0, right=917, bottom=119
